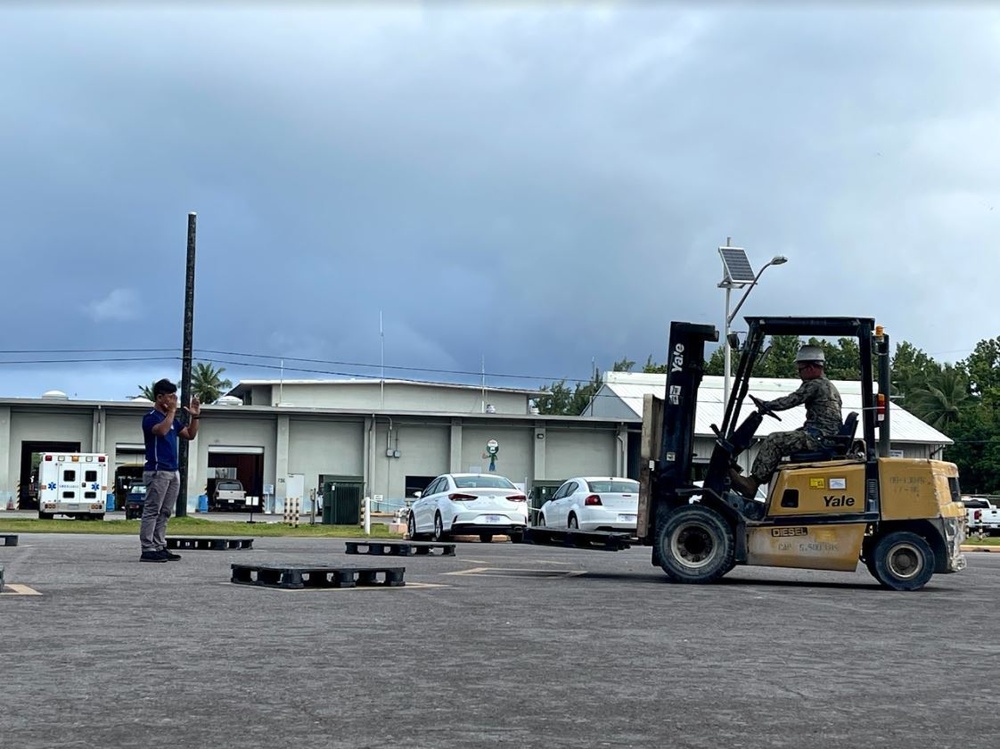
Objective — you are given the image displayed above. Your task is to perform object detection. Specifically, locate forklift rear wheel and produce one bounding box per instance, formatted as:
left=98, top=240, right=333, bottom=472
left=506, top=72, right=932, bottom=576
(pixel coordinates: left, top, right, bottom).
left=656, top=505, right=735, bottom=583
left=869, top=531, right=934, bottom=591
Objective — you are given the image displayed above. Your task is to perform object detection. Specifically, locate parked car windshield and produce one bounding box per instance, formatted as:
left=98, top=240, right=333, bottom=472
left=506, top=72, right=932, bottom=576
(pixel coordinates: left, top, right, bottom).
left=453, top=475, right=517, bottom=490
left=129, top=484, right=147, bottom=495
left=587, top=480, right=639, bottom=493
left=218, top=481, right=242, bottom=490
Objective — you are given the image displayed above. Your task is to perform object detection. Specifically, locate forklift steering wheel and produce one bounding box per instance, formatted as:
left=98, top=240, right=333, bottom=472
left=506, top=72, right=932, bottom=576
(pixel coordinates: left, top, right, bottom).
left=750, top=394, right=781, bottom=421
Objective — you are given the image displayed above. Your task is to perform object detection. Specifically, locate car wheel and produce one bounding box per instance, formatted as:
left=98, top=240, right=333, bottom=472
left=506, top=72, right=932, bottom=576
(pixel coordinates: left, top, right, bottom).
left=568, top=514, right=579, bottom=530
left=407, top=512, right=418, bottom=540
left=479, top=533, right=494, bottom=544
left=433, top=513, right=449, bottom=542
left=869, top=531, right=934, bottom=591
left=655, top=505, right=735, bottom=584
left=538, top=513, right=548, bottom=528
left=508, top=529, right=525, bottom=544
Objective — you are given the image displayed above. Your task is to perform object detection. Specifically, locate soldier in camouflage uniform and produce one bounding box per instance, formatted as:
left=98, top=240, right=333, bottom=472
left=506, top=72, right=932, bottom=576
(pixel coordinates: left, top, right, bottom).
left=730, top=345, right=843, bottom=498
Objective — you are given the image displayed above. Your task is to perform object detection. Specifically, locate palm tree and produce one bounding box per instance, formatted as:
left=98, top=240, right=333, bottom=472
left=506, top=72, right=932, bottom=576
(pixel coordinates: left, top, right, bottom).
left=191, top=362, right=233, bottom=404
left=136, top=382, right=156, bottom=400
left=905, top=366, right=969, bottom=431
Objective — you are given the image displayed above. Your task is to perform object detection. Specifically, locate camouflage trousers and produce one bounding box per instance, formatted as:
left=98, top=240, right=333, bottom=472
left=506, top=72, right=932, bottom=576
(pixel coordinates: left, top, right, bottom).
left=751, top=430, right=822, bottom=484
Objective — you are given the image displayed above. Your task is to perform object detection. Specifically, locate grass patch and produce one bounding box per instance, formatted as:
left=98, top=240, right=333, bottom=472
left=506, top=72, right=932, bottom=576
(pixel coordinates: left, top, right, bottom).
left=964, top=535, right=1000, bottom=546
left=0, top=516, right=402, bottom=538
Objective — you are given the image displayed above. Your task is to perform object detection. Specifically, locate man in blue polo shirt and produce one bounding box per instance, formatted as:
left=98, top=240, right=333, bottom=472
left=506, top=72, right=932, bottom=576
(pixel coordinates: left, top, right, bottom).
left=140, top=378, right=201, bottom=563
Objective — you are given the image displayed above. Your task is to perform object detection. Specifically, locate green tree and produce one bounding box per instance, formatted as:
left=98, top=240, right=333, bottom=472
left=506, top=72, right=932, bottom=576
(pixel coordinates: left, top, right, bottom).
left=612, top=357, right=635, bottom=373
left=811, top=337, right=861, bottom=381
left=535, top=380, right=576, bottom=415
left=958, top=337, right=1000, bottom=398
left=891, top=341, right=938, bottom=403
left=136, top=382, right=156, bottom=400
left=943, top=405, right=1000, bottom=494
left=191, top=362, right=233, bottom=404
left=642, top=355, right=667, bottom=374
left=904, top=365, right=969, bottom=430
left=706, top=335, right=802, bottom=377
left=537, top=358, right=633, bottom=415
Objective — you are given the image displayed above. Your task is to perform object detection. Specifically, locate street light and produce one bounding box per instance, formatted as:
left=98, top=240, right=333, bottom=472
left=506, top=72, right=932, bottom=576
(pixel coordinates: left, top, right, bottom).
left=718, top=239, right=788, bottom=408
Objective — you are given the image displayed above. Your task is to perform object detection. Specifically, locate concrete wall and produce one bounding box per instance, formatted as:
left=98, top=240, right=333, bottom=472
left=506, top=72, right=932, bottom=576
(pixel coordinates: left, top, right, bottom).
left=369, top=422, right=450, bottom=500
left=254, top=382, right=531, bottom=414
left=542, top=427, right=617, bottom=480
left=287, top=418, right=367, bottom=498
left=460, top=425, right=534, bottom=486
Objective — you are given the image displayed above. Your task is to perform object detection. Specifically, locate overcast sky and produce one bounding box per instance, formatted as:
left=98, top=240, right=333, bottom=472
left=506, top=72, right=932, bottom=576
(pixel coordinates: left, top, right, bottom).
left=2, top=2, right=998, bottom=401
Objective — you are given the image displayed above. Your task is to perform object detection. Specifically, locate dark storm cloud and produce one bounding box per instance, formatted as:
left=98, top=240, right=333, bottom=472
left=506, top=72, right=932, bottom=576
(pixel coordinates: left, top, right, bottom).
left=1, top=4, right=998, bottom=399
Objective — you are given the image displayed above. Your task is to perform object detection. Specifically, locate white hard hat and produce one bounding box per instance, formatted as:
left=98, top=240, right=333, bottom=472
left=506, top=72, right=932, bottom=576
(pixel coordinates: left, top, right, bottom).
left=795, top=345, right=825, bottom=364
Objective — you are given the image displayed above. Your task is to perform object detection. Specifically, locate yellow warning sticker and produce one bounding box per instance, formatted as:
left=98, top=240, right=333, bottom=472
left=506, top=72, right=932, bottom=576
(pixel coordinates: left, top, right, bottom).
left=809, top=478, right=826, bottom=489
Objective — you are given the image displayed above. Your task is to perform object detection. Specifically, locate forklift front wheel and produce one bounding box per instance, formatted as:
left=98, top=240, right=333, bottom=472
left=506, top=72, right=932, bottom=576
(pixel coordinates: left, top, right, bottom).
left=656, top=505, right=735, bottom=583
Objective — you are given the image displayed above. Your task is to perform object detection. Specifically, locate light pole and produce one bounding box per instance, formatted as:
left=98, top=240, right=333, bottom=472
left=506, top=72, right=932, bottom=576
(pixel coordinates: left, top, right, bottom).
left=718, top=239, right=788, bottom=408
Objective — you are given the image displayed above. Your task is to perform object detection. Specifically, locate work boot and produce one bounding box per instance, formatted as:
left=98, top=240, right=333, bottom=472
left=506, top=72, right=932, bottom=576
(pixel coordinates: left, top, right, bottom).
left=140, top=550, right=168, bottom=563
left=161, top=549, right=182, bottom=561
left=729, top=471, right=759, bottom=499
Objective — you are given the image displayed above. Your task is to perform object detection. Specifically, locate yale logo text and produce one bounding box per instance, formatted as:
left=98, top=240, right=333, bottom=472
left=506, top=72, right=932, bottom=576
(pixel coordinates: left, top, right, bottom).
left=824, top=495, right=855, bottom=507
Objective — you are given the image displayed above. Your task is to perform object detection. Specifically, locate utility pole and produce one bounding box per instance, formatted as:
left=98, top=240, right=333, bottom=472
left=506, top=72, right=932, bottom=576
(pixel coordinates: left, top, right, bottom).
left=177, top=212, right=197, bottom=517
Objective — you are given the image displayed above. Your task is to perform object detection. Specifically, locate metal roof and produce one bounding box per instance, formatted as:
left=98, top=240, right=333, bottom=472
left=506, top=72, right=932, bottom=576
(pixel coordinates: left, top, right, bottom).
left=227, top=378, right=540, bottom=397
left=588, top=372, right=951, bottom=446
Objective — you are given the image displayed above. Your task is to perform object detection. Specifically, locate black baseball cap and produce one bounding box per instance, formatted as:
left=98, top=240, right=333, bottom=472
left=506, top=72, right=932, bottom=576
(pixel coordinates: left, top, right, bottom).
left=153, top=379, right=178, bottom=397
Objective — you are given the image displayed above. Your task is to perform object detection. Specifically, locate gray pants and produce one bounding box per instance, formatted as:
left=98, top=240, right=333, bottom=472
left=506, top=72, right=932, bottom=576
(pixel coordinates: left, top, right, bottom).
left=751, top=431, right=822, bottom=484
left=140, top=470, right=179, bottom=552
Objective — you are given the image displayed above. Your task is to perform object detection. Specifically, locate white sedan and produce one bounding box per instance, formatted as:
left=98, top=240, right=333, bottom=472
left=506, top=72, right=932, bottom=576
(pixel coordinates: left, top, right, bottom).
left=408, top=473, right=528, bottom=543
left=536, top=476, right=639, bottom=532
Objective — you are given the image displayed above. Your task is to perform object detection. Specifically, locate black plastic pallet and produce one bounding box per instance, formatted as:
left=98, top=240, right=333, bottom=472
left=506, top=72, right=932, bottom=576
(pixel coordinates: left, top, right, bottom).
left=230, top=564, right=405, bottom=590
left=0, top=534, right=18, bottom=547
left=521, top=527, right=633, bottom=552
left=345, top=540, right=456, bottom=557
left=166, top=537, right=254, bottom=550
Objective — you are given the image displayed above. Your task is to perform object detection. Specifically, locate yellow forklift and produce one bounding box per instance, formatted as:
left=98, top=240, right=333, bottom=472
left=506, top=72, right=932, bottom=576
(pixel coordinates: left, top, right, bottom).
left=636, top=317, right=966, bottom=591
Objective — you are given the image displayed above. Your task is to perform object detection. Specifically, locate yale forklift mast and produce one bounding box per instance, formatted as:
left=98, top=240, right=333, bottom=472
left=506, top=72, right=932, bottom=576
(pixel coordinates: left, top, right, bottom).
left=636, top=317, right=967, bottom=591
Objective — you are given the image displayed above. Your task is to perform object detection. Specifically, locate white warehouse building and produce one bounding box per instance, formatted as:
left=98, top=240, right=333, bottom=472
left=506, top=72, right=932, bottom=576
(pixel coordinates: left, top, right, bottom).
left=0, top=372, right=950, bottom=515
left=0, top=378, right=633, bottom=514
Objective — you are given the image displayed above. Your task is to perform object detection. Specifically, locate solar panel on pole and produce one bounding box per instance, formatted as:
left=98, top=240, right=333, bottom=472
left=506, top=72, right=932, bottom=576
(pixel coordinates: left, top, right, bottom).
left=719, top=247, right=757, bottom=284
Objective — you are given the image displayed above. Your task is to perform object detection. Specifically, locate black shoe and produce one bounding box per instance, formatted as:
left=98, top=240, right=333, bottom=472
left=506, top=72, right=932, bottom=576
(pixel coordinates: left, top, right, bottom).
left=161, top=549, right=182, bottom=561
left=140, top=550, right=168, bottom=563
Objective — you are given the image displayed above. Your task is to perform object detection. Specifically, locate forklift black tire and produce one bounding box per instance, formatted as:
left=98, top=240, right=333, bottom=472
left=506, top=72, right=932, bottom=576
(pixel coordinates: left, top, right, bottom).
left=869, top=531, right=934, bottom=591
left=656, top=505, right=735, bottom=583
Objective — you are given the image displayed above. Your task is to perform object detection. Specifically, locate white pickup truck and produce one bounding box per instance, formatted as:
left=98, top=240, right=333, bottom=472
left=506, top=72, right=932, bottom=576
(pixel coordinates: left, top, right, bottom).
left=212, top=480, right=247, bottom=511
left=962, top=496, right=1000, bottom=535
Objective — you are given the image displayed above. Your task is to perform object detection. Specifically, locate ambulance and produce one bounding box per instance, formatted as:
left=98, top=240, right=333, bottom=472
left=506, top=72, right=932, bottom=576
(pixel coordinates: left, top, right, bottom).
left=37, top=452, right=109, bottom=520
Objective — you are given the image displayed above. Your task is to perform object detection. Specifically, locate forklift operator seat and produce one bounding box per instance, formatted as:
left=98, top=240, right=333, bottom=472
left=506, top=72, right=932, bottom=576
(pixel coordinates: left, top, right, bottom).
left=787, top=411, right=860, bottom=464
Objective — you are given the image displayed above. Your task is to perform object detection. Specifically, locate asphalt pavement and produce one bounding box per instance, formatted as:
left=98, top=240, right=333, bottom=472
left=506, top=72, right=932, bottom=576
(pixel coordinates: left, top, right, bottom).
left=1, top=533, right=997, bottom=749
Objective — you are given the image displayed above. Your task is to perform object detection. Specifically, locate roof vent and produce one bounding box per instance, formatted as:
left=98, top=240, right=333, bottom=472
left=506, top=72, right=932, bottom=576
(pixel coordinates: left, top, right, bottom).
left=41, top=390, right=69, bottom=400
left=214, top=395, right=243, bottom=406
